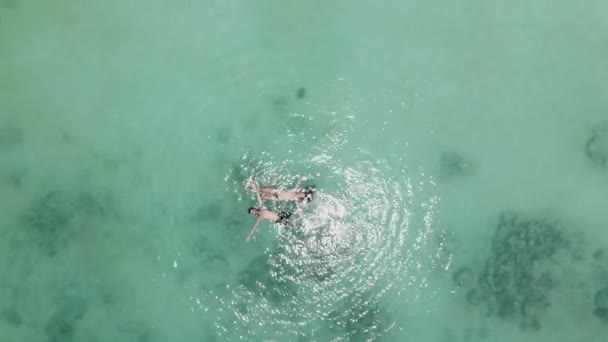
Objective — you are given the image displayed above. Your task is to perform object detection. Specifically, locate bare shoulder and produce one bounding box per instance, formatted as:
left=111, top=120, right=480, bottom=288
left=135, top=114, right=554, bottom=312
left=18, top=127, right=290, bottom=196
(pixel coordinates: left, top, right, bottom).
left=259, top=208, right=274, bottom=218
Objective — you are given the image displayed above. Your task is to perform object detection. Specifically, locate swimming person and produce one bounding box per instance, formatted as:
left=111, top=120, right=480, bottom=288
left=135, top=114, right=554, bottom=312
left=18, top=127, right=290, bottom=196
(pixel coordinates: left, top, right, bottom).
left=245, top=191, right=292, bottom=241
left=246, top=178, right=316, bottom=204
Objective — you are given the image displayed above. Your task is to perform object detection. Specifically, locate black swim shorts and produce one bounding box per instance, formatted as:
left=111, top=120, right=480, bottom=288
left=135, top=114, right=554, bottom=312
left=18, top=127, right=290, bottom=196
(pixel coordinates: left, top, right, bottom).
left=275, top=211, right=292, bottom=225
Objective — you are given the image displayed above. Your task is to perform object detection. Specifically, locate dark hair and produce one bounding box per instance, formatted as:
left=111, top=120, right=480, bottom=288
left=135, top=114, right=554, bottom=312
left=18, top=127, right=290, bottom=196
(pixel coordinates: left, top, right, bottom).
left=247, top=207, right=256, bottom=214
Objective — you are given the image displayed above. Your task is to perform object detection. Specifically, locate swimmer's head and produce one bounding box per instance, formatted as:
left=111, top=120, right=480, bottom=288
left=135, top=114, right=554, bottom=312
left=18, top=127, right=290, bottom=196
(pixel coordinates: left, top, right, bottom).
left=247, top=207, right=258, bottom=215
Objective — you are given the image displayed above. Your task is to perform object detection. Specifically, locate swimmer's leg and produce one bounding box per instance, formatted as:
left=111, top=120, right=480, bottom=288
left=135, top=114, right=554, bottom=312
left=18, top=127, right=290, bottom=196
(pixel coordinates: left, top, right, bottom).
left=259, top=187, right=280, bottom=201
left=246, top=181, right=279, bottom=194
left=261, top=193, right=279, bottom=201
left=258, top=187, right=277, bottom=194
left=247, top=181, right=278, bottom=200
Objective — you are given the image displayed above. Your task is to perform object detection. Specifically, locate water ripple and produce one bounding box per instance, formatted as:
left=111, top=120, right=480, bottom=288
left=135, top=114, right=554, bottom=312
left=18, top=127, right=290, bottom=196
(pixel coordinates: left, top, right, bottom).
left=209, top=123, right=443, bottom=341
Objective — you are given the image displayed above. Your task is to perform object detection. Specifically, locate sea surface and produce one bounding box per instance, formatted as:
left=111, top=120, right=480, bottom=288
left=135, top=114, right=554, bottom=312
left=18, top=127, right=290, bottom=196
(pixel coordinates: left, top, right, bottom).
left=1, top=1, right=608, bottom=341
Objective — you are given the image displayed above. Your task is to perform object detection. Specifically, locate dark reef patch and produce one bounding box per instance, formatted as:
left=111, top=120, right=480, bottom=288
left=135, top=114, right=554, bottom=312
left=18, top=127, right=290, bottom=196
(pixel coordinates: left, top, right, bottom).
left=8, top=172, right=24, bottom=189
left=453, top=212, right=571, bottom=330
left=238, top=254, right=297, bottom=304
left=23, top=190, right=111, bottom=256
left=453, top=267, right=476, bottom=288
left=594, top=286, right=608, bottom=323
left=439, top=151, right=472, bottom=180
left=296, top=87, right=306, bottom=99
left=44, top=299, right=87, bottom=342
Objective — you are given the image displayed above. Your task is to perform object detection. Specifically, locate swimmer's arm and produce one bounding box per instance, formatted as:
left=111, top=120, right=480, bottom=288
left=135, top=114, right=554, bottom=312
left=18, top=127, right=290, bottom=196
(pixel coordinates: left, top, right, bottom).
left=294, top=203, right=303, bottom=216
left=246, top=219, right=261, bottom=241
left=255, top=192, right=264, bottom=207
left=293, top=177, right=305, bottom=190
left=246, top=179, right=258, bottom=192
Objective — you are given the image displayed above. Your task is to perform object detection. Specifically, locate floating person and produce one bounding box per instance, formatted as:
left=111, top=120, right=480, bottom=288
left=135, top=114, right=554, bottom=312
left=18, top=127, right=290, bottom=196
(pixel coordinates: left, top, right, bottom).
left=246, top=178, right=316, bottom=204
left=245, top=191, right=293, bottom=241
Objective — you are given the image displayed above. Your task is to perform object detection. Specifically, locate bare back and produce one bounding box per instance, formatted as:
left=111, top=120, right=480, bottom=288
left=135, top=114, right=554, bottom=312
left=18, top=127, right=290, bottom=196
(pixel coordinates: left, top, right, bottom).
left=257, top=208, right=279, bottom=222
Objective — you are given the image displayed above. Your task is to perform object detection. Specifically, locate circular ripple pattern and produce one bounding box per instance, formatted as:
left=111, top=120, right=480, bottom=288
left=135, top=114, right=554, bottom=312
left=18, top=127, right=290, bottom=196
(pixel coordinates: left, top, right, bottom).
left=211, top=127, right=443, bottom=341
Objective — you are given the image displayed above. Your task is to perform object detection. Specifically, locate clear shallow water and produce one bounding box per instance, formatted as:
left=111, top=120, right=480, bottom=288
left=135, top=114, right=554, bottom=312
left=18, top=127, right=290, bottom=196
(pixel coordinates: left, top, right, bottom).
left=1, top=1, right=608, bottom=341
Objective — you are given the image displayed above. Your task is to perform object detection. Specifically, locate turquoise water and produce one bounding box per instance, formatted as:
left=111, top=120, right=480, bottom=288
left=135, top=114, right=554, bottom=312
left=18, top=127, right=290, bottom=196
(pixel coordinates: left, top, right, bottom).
left=2, top=0, right=608, bottom=341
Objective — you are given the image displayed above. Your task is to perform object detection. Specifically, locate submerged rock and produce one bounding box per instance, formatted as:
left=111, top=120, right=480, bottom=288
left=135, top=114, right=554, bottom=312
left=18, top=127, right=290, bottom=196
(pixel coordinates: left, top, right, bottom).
left=585, top=125, right=608, bottom=168
left=23, top=190, right=110, bottom=256
left=0, top=0, right=19, bottom=10
left=190, top=203, right=224, bottom=222
left=520, top=316, right=541, bottom=331
left=2, top=307, right=22, bottom=326
left=25, top=191, right=75, bottom=237
left=594, top=286, right=608, bottom=323
left=593, top=249, right=604, bottom=260
left=45, top=300, right=87, bottom=342
left=594, top=307, right=608, bottom=322
left=296, top=87, right=306, bottom=99
left=0, top=124, right=23, bottom=148
left=215, top=125, right=232, bottom=144
left=452, top=267, right=475, bottom=288
left=466, top=289, right=484, bottom=306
